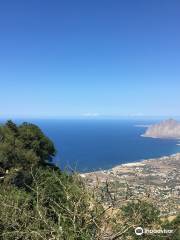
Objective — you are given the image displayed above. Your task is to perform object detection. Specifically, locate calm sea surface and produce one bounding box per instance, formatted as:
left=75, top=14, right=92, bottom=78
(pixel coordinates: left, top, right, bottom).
left=1, top=119, right=180, bottom=172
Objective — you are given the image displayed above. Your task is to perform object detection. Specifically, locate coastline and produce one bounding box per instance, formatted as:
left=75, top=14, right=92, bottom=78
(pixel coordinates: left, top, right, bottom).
left=141, top=134, right=180, bottom=140
left=81, top=152, right=180, bottom=175
left=81, top=152, right=180, bottom=216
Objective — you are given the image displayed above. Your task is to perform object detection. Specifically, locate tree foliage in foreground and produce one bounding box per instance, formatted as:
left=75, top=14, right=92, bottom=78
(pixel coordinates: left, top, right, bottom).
left=0, top=120, right=56, bottom=187
left=0, top=120, right=55, bottom=169
left=0, top=120, right=179, bottom=240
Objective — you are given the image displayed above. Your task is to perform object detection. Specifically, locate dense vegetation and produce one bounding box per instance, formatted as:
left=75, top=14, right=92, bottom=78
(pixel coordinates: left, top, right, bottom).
left=0, top=121, right=179, bottom=239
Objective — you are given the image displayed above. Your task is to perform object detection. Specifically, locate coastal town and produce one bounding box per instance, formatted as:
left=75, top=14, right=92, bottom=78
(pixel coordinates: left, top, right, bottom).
left=81, top=153, right=180, bottom=218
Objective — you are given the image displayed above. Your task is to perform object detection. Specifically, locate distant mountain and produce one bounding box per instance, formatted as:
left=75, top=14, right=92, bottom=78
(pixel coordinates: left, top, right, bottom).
left=142, top=119, right=180, bottom=139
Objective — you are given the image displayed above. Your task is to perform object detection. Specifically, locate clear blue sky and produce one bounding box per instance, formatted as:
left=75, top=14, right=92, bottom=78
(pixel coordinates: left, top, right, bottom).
left=0, top=0, right=180, bottom=118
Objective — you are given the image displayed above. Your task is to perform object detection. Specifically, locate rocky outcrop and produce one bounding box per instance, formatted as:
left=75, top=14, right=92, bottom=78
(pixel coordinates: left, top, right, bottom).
left=143, top=119, right=180, bottom=139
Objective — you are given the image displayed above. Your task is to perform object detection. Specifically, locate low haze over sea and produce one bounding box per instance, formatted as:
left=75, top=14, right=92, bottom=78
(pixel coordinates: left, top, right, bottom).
left=1, top=119, right=180, bottom=172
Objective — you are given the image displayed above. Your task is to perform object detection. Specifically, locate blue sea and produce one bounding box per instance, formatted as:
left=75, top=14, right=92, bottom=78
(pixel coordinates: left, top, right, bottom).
left=1, top=119, right=180, bottom=172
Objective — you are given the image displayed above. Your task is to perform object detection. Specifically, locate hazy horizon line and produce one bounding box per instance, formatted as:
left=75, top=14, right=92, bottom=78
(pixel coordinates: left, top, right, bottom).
left=0, top=115, right=180, bottom=120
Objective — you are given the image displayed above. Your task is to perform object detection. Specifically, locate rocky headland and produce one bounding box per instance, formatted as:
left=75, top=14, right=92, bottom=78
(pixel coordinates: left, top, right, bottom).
left=142, top=119, right=180, bottom=139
